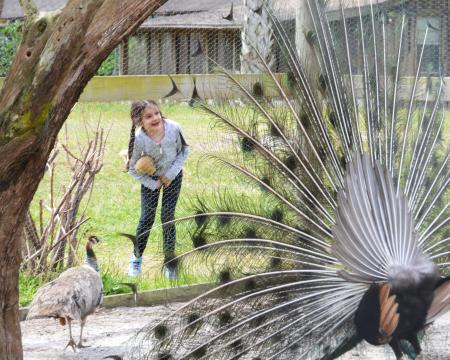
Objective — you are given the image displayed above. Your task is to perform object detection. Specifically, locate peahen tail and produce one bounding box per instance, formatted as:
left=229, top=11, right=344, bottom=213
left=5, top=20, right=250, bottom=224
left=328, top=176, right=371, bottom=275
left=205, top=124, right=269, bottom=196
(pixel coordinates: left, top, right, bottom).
left=130, top=0, right=449, bottom=359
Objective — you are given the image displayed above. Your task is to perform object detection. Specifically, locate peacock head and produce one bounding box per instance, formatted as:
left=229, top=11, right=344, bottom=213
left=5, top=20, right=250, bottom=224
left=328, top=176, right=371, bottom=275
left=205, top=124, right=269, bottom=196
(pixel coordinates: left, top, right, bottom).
left=86, top=235, right=101, bottom=252
left=85, top=235, right=101, bottom=271
left=88, top=235, right=101, bottom=245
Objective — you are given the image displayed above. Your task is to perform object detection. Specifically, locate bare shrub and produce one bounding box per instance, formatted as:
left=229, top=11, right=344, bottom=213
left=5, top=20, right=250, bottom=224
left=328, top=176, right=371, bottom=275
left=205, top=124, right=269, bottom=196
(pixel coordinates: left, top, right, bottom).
left=21, top=120, right=108, bottom=274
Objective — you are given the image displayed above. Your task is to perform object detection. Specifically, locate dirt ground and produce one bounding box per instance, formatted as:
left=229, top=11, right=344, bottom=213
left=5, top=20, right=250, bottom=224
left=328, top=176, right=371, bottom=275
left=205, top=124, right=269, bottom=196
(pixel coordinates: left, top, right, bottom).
left=22, top=305, right=450, bottom=360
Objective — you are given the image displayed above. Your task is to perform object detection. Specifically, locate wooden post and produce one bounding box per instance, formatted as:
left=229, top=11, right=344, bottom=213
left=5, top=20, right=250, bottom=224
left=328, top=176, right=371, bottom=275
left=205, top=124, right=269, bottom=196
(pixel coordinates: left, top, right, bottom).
left=232, top=31, right=236, bottom=72
left=146, top=32, right=152, bottom=74
left=178, top=32, right=190, bottom=74
left=119, top=37, right=129, bottom=75
left=206, top=32, right=210, bottom=73
left=234, top=30, right=241, bottom=72
left=217, top=31, right=226, bottom=68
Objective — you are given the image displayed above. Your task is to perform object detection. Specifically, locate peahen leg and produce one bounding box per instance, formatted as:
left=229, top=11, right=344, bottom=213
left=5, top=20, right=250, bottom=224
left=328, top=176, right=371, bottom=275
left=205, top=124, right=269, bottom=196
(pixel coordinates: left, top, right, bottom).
left=77, top=317, right=89, bottom=348
left=64, top=318, right=76, bottom=352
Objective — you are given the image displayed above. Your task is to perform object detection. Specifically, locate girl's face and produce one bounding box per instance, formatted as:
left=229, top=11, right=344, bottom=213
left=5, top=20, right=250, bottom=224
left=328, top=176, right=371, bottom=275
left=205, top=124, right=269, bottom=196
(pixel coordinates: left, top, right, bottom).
left=141, top=105, right=162, bottom=133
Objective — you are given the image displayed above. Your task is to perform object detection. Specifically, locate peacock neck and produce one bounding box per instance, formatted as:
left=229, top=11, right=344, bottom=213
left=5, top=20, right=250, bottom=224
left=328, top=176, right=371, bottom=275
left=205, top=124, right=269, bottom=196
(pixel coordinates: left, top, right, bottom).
left=85, top=242, right=100, bottom=272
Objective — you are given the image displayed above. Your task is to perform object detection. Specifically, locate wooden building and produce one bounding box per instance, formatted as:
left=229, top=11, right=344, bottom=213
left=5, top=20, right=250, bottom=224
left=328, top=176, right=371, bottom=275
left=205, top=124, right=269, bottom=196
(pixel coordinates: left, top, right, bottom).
left=1, top=0, right=448, bottom=76
left=120, top=0, right=298, bottom=75
left=121, top=1, right=244, bottom=75
left=326, top=0, right=450, bottom=76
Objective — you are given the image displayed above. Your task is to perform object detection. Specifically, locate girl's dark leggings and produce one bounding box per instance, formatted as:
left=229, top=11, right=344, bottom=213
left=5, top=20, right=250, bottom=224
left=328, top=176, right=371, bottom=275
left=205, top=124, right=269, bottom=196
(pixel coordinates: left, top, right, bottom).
left=135, top=171, right=182, bottom=260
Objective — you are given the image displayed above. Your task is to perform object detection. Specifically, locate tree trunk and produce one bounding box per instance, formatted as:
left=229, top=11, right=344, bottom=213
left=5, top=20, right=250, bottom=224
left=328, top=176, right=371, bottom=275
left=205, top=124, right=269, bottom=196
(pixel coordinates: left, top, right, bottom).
left=0, top=1, right=167, bottom=358
left=240, top=0, right=275, bottom=73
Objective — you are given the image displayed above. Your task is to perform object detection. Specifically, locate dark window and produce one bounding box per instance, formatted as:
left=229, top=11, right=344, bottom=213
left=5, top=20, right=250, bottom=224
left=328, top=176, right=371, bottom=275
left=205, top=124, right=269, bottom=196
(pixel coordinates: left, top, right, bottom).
left=207, top=31, right=219, bottom=72
left=416, top=17, right=441, bottom=75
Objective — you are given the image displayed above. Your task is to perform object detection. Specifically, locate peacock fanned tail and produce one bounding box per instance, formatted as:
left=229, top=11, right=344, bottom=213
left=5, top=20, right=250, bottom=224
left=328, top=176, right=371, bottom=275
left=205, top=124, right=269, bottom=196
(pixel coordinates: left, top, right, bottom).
left=131, top=0, right=449, bottom=359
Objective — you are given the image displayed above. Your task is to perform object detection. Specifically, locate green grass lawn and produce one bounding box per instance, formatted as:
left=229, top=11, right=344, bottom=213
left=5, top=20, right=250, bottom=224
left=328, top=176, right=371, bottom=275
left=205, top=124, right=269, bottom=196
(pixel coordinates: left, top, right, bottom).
left=20, top=103, right=450, bottom=306
left=21, top=102, right=247, bottom=306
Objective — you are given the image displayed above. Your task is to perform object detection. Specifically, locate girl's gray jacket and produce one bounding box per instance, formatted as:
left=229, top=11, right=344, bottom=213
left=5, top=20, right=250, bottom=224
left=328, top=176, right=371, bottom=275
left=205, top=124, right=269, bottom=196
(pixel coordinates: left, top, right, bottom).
left=128, top=119, right=189, bottom=190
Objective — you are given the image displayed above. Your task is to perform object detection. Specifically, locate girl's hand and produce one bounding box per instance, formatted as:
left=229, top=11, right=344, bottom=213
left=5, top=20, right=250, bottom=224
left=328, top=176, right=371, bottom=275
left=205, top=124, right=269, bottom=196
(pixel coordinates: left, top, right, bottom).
left=155, top=180, right=163, bottom=189
left=160, top=176, right=172, bottom=188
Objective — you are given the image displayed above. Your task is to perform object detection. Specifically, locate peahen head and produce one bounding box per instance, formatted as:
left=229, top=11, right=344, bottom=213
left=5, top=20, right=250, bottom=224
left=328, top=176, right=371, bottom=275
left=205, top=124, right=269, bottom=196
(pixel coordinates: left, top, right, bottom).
left=88, top=235, right=101, bottom=245
left=85, top=235, right=101, bottom=272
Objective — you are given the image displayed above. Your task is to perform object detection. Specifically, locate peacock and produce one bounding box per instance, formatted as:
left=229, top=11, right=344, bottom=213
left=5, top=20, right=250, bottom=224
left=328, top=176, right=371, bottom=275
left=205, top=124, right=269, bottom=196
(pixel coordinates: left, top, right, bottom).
left=130, top=0, right=449, bottom=359
left=27, top=235, right=103, bottom=351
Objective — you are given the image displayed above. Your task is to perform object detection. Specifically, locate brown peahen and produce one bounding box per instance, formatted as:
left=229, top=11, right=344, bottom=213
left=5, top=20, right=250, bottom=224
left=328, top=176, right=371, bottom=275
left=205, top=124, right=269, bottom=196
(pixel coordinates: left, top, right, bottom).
left=27, top=235, right=103, bottom=351
left=131, top=0, right=449, bottom=359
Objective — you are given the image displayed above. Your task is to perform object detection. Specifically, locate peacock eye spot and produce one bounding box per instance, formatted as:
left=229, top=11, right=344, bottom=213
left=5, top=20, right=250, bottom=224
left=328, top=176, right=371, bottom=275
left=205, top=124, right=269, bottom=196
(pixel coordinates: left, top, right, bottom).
left=192, top=233, right=206, bottom=248
left=245, top=278, right=257, bottom=291
left=252, top=82, right=264, bottom=97
left=192, top=345, right=207, bottom=358
left=270, top=256, right=282, bottom=268
left=230, top=338, right=242, bottom=350
left=187, top=313, right=200, bottom=324
left=219, top=270, right=231, bottom=284
left=194, top=211, right=207, bottom=226
left=157, top=351, right=172, bottom=360
left=218, top=311, right=233, bottom=326
left=154, top=324, right=168, bottom=340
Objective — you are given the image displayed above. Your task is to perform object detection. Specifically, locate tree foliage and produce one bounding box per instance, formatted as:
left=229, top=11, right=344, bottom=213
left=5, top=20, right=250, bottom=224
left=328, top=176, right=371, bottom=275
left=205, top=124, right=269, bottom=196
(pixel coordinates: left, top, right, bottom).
left=97, top=47, right=119, bottom=75
left=0, top=19, right=120, bottom=77
left=0, top=20, right=22, bottom=77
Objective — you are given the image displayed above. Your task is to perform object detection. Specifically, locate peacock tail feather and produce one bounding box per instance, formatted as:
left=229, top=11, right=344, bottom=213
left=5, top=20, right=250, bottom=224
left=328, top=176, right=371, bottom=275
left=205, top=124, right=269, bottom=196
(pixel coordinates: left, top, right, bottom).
left=130, top=0, right=449, bottom=359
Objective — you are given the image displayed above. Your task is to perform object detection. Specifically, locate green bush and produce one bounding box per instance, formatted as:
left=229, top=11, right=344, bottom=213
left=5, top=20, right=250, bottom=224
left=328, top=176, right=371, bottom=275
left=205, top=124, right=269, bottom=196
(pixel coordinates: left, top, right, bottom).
left=0, top=20, right=22, bottom=77
left=97, top=48, right=119, bottom=76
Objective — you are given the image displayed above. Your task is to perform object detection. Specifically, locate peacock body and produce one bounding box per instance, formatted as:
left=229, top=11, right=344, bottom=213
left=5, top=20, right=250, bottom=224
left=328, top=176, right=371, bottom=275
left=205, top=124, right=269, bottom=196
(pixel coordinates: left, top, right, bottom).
left=132, top=0, right=449, bottom=359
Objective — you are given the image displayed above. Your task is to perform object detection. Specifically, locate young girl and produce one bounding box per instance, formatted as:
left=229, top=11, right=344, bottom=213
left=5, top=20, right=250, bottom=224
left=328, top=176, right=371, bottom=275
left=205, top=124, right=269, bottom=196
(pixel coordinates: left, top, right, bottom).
left=127, top=100, right=189, bottom=278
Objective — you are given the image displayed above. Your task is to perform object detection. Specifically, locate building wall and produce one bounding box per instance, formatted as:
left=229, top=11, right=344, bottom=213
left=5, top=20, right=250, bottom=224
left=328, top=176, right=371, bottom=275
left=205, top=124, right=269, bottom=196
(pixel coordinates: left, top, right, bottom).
left=121, top=29, right=242, bottom=75
left=2, top=74, right=290, bottom=102
left=2, top=75, right=449, bottom=103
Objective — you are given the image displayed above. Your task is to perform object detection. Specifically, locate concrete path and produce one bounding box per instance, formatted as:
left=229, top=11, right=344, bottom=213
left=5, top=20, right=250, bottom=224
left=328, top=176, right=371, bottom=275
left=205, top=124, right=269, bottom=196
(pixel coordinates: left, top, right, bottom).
left=22, top=305, right=450, bottom=359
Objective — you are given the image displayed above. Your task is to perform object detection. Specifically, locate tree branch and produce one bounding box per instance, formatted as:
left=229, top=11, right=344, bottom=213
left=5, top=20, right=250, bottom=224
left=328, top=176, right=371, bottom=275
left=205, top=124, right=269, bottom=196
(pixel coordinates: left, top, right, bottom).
left=18, top=0, right=38, bottom=19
